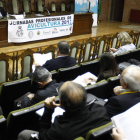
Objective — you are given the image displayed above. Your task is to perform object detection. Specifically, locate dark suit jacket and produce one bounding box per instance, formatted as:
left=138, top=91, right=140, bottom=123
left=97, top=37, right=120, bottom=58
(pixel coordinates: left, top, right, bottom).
left=42, top=56, right=76, bottom=71
left=21, top=80, right=63, bottom=108
left=105, top=92, right=140, bottom=118
left=39, top=103, right=110, bottom=140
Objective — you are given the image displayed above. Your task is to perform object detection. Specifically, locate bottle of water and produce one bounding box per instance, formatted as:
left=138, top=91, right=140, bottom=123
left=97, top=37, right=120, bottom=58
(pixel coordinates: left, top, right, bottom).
left=7, top=12, right=9, bottom=18
left=0, top=12, right=2, bottom=19
left=23, top=12, right=26, bottom=17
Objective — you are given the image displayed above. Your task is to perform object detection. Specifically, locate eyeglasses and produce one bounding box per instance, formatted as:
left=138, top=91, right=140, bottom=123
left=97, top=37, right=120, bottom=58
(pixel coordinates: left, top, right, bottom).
left=118, top=74, right=125, bottom=83
left=118, top=74, right=122, bottom=79
left=56, top=87, right=60, bottom=93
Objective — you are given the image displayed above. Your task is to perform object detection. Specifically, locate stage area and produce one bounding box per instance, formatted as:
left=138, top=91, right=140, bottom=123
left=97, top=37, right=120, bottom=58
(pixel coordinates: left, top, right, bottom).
left=0, top=20, right=139, bottom=55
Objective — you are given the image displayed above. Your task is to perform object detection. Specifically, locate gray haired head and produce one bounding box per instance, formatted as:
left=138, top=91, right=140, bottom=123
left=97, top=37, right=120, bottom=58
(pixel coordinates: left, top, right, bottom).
left=118, top=31, right=132, bottom=46
left=33, top=67, right=51, bottom=83
left=122, top=65, right=140, bottom=91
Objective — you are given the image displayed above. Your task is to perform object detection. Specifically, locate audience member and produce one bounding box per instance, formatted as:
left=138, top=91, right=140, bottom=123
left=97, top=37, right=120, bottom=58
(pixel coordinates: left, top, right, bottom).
left=117, top=58, right=140, bottom=71
left=128, top=58, right=140, bottom=66
left=21, top=67, right=63, bottom=108
left=112, top=128, right=126, bottom=140
left=18, top=81, right=110, bottom=140
left=37, top=41, right=76, bottom=72
left=105, top=65, right=140, bottom=118
left=110, top=32, right=136, bottom=55
left=84, top=52, right=120, bottom=84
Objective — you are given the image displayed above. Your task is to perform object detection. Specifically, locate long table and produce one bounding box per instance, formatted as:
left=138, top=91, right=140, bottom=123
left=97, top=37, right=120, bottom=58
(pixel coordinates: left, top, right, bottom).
left=0, top=11, right=93, bottom=47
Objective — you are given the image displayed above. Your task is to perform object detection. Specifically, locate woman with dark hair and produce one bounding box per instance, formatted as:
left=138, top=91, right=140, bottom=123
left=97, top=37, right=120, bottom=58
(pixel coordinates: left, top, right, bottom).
left=85, top=52, right=120, bottom=84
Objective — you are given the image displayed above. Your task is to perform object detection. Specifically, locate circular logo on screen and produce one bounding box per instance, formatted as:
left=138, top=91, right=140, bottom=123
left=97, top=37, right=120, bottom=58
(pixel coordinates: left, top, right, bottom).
left=37, top=30, right=40, bottom=35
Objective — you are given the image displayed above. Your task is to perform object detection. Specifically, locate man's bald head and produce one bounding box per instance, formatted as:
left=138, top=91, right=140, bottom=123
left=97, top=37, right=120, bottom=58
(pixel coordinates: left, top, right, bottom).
left=57, top=41, right=70, bottom=55
left=59, top=81, right=87, bottom=111
left=122, top=65, right=140, bottom=90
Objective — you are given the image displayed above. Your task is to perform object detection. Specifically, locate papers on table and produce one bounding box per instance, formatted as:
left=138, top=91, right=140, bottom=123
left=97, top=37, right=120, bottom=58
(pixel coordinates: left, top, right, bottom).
left=36, top=107, right=65, bottom=123
left=10, top=14, right=24, bottom=19
left=35, top=14, right=44, bottom=16
left=73, top=72, right=97, bottom=87
left=111, top=102, right=140, bottom=140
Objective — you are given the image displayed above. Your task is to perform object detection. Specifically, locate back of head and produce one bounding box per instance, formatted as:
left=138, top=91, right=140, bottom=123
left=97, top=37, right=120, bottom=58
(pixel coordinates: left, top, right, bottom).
left=122, top=65, right=140, bottom=91
left=33, top=67, right=51, bottom=82
left=59, top=81, right=87, bottom=112
left=57, top=41, right=70, bottom=55
left=118, top=31, right=132, bottom=46
left=100, top=52, right=119, bottom=77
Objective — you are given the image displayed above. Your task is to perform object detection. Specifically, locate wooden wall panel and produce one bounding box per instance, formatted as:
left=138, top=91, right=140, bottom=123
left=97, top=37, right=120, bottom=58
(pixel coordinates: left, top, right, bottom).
left=71, top=13, right=93, bottom=36
left=3, top=0, right=74, bottom=14
left=130, top=9, right=140, bottom=23
left=123, top=0, right=140, bottom=22
left=0, top=21, right=7, bottom=41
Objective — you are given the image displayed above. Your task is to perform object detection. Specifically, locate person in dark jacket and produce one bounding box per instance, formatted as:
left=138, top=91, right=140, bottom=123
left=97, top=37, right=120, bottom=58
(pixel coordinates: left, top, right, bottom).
left=37, top=41, right=76, bottom=72
left=27, top=41, right=76, bottom=78
left=18, top=81, right=110, bottom=140
left=21, top=67, right=63, bottom=108
left=105, top=65, right=140, bottom=118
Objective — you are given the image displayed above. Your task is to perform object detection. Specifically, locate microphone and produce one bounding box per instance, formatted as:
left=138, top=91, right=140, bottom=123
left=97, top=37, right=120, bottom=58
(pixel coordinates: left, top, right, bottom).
left=42, top=4, right=50, bottom=16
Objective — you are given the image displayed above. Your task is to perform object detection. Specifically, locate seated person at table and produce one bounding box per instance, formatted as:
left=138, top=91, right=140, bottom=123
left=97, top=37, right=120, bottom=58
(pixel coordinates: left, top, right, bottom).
left=18, top=81, right=110, bottom=140
left=21, top=67, right=63, bottom=108
left=110, top=31, right=136, bottom=56
left=105, top=65, right=140, bottom=118
left=84, top=52, right=120, bottom=85
left=37, top=41, right=76, bottom=72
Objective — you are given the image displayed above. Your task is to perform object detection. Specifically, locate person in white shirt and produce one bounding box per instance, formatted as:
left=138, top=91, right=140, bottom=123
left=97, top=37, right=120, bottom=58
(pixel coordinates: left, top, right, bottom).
left=110, top=32, right=136, bottom=56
